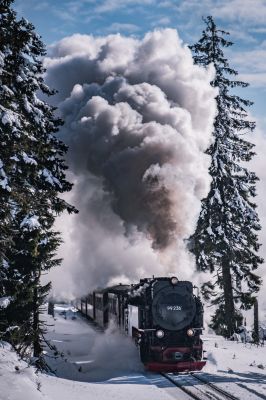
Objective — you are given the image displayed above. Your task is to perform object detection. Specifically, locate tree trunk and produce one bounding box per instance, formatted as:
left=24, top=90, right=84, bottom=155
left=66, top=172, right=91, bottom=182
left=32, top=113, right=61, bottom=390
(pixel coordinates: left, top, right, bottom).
left=33, top=285, right=42, bottom=358
left=48, top=300, right=54, bottom=317
left=253, top=298, right=259, bottom=344
left=222, top=260, right=235, bottom=337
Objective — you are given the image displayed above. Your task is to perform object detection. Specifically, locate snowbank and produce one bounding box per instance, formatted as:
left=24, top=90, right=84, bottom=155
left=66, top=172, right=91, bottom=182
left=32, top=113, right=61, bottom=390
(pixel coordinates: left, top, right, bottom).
left=0, top=342, right=44, bottom=400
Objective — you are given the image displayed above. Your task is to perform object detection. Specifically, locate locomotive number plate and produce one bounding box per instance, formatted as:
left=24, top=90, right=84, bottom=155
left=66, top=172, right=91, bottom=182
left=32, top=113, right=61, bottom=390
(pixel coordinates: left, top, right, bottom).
left=166, top=305, right=182, bottom=311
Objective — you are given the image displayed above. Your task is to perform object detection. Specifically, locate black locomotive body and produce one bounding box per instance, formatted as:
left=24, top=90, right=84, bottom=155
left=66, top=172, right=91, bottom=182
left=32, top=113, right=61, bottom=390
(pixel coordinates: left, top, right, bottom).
left=78, top=276, right=206, bottom=372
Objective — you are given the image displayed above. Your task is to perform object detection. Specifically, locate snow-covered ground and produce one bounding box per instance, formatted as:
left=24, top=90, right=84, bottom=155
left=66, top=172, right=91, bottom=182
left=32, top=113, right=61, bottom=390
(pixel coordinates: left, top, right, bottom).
left=1, top=304, right=266, bottom=400
left=203, top=335, right=266, bottom=399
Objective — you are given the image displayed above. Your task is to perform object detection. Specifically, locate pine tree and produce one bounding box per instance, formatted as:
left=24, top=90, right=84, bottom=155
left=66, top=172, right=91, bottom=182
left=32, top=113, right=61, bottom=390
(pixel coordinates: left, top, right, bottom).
left=189, top=16, right=263, bottom=337
left=0, top=0, right=18, bottom=335
left=0, top=0, right=77, bottom=361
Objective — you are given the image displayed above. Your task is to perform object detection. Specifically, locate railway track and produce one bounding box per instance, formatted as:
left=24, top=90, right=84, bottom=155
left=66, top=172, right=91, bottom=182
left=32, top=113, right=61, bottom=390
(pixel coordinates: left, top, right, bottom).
left=161, top=372, right=240, bottom=400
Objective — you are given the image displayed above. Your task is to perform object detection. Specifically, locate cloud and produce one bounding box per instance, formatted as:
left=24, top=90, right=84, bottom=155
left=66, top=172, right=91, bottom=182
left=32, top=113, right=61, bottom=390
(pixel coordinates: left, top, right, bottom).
left=105, top=23, right=140, bottom=33
left=44, top=29, right=216, bottom=297
left=151, top=16, right=171, bottom=27
left=228, top=45, right=266, bottom=88
left=171, top=0, right=266, bottom=26
left=226, top=28, right=258, bottom=44
left=33, top=1, right=50, bottom=11
left=211, top=0, right=266, bottom=25
left=250, top=28, right=266, bottom=33
left=239, top=73, right=266, bottom=89
left=230, top=47, right=266, bottom=74
left=95, top=0, right=155, bottom=13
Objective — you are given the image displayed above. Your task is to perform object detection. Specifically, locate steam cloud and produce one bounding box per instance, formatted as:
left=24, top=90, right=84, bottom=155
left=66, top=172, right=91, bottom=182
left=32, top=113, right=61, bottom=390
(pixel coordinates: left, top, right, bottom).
left=44, top=29, right=217, bottom=298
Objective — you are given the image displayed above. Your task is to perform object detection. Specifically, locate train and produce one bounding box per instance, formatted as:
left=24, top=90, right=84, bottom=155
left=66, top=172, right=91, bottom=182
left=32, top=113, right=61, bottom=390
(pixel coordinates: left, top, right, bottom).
left=77, top=276, right=206, bottom=372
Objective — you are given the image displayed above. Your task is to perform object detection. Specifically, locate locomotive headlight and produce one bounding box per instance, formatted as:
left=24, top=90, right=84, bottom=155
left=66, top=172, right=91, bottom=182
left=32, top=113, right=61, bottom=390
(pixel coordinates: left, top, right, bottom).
left=171, top=277, right=178, bottom=285
left=156, top=329, right=165, bottom=339
left=187, top=328, right=195, bottom=337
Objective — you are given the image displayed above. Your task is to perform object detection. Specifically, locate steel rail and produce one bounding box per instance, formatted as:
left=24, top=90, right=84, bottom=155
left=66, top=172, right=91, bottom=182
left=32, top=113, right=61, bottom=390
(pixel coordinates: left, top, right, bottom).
left=161, top=372, right=204, bottom=400
left=190, top=373, right=240, bottom=400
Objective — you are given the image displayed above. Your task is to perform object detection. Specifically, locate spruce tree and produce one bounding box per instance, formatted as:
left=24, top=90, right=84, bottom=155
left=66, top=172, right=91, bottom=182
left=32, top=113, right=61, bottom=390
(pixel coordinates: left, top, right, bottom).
left=189, top=16, right=263, bottom=337
left=0, top=0, right=77, bottom=361
left=0, top=0, right=18, bottom=333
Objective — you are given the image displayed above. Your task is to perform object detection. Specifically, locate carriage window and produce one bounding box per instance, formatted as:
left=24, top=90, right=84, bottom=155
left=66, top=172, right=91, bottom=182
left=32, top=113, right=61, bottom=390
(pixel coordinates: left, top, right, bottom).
left=87, top=294, right=93, bottom=305
left=95, top=296, right=103, bottom=310
left=108, top=296, right=117, bottom=314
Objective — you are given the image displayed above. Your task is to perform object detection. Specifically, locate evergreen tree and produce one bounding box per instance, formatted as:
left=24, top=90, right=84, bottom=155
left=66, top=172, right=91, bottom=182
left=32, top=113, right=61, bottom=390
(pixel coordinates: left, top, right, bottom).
left=189, top=16, right=263, bottom=337
left=0, top=0, right=18, bottom=334
left=0, top=0, right=77, bottom=361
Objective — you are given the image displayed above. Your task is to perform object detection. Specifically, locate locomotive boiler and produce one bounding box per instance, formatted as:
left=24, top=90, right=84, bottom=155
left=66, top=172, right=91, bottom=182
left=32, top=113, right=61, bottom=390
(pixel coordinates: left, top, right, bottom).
left=78, top=276, right=206, bottom=372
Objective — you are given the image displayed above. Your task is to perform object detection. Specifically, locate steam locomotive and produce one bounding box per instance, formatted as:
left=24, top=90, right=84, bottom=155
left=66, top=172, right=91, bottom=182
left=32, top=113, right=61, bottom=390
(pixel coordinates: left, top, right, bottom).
left=77, top=276, right=206, bottom=372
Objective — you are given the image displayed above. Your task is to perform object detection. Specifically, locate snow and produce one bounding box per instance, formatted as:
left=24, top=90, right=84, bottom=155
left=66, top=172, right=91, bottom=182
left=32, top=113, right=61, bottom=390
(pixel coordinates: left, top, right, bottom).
left=16, top=75, right=24, bottom=83
left=206, top=226, right=214, bottom=236
left=40, top=168, right=61, bottom=187
left=0, top=296, right=11, bottom=309
left=0, top=159, right=11, bottom=191
left=0, top=306, right=178, bottom=400
left=23, top=96, right=32, bottom=113
left=2, top=259, right=9, bottom=269
left=0, top=342, right=44, bottom=400
left=2, top=85, right=14, bottom=96
left=22, top=152, right=38, bottom=166
left=20, top=215, right=41, bottom=231
left=0, top=51, right=4, bottom=67
left=213, top=188, right=222, bottom=204
left=10, top=155, right=19, bottom=162
left=33, top=94, right=44, bottom=107
left=130, top=282, right=150, bottom=297
left=41, top=306, right=179, bottom=400
left=1, top=305, right=266, bottom=400
left=0, top=175, right=11, bottom=191
left=1, top=109, right=20, bottom=126
left=203, top=335, right=266, bottom=399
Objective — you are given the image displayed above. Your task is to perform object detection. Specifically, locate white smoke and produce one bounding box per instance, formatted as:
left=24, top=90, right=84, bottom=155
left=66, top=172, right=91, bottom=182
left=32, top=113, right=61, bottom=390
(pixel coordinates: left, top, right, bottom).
left=44, top=29, right=217, bottom=298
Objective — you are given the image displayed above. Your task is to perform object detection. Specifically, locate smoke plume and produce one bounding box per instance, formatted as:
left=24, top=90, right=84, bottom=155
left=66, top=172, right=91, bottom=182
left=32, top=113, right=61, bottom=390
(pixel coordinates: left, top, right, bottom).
left=44, top=29, right=217, bottom=297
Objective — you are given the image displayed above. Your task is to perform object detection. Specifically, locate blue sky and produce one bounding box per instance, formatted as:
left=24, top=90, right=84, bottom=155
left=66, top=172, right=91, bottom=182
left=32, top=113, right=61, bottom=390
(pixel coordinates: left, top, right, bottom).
left=14, top=0, right=266, bottom=128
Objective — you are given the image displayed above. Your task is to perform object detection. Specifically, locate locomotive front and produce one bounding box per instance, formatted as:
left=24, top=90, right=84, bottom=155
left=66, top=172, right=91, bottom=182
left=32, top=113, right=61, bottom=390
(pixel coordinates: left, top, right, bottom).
left=130, top=277, right=206, bottom=372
